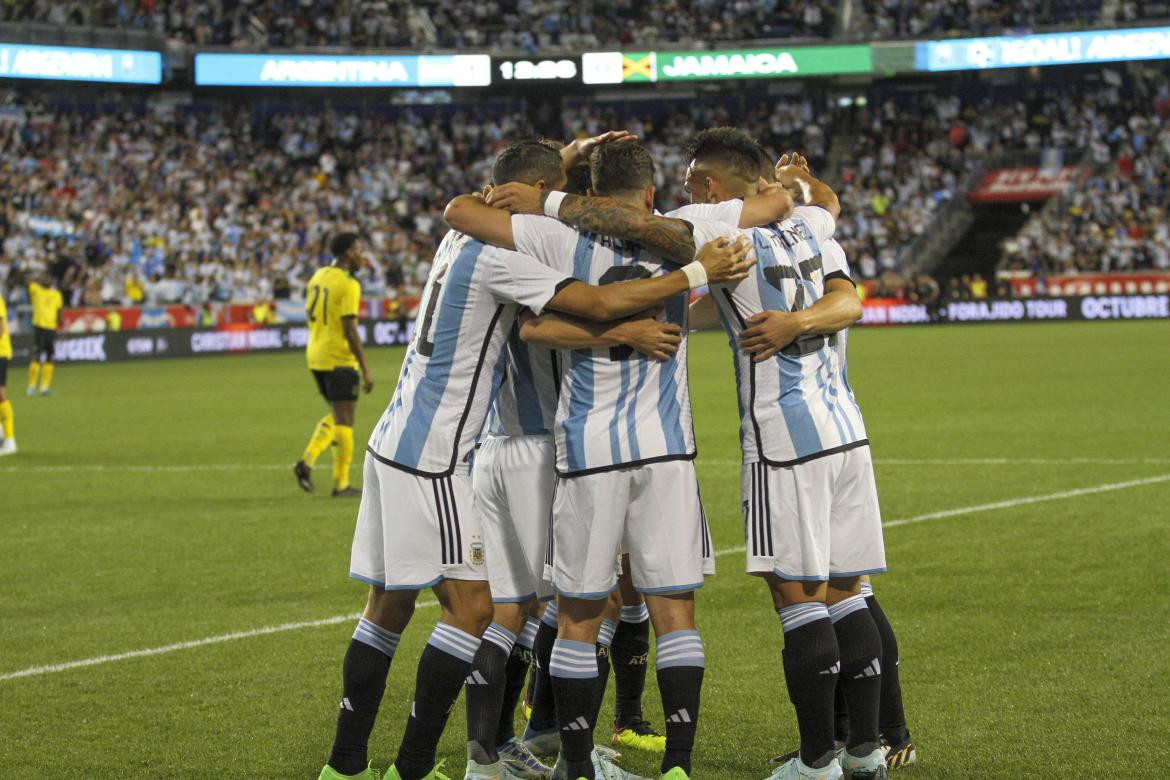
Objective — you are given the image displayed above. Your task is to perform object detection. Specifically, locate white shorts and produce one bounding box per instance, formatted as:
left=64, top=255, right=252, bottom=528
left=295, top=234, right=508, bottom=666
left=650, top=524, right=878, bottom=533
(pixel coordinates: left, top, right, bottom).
left=743, top=445, right=886, bottom=581
left=549, top=459, right=714, bottom=599
left=350, top=454, right=487, bottom=590
left=472, top=434, right=555, bottom=604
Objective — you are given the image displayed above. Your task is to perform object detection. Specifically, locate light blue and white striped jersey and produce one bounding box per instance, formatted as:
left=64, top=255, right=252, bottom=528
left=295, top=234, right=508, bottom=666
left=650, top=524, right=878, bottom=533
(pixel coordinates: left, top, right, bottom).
left=511, top=214, right=700, bottom=477
left=484, top=319, right=559, bottom=437
left=687, top=205, right=868, bottom=466
left=369, top=230, right=571, bottom=477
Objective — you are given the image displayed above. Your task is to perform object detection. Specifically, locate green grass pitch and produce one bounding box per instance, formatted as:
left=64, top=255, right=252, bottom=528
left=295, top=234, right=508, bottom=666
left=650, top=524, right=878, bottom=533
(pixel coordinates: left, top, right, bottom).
left=1, top=320, right=1168, bottom=778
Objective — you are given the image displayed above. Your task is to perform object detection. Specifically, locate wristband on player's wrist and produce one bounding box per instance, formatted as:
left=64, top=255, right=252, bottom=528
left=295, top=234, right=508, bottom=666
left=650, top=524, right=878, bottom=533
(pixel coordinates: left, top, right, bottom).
left=681, top=261, right=708, bottom=290
left=543, top=190, right=567, bottom=218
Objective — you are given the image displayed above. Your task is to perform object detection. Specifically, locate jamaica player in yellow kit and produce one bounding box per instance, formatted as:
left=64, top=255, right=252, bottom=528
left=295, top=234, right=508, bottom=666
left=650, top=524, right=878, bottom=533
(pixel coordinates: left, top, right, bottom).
left=294, top=233, right=374, bottom=497
left=27, top=275, right=64, bottom=397
left=0, top=294, right=16, bottom=455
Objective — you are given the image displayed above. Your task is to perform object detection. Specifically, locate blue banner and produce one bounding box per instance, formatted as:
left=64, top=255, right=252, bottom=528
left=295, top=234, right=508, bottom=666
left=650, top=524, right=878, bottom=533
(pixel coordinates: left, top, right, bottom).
left=0, top=43, right=162, bottom=84
left=194, top=53, right=491, bottom=87
left=917, top=26, right=1170, bottom=71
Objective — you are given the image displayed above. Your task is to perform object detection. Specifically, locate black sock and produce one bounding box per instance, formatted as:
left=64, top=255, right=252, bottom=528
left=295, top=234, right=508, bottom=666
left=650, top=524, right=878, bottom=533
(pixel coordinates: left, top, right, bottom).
left=550, top=638, right=600, bottom=780
left=612, top=606, right=650, bottom=727
left=594, top=618, right=616, bottom=727
left=496, top=630, right=535, bottom=746
left=394, top=623, right=482, bottom=780
left=866, top=592, right=909, bottom=742
left=833, top=680, right=851, bottom=744
left=527, top=610, right=559, bottom=733
left=655, top=630, right=705, bottom=775
left=829, top=596, right=883, bottom=754
left=466, top=624, right=515, bottom=764
left=328, top=618, right=400, bottom=775
left=778, top=603, right=840, bottom=768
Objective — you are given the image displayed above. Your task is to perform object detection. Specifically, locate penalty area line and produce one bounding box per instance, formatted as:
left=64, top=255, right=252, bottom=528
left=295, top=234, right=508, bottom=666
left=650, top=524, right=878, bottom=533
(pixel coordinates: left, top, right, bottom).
left=3, top=473, right=1168, bottom=683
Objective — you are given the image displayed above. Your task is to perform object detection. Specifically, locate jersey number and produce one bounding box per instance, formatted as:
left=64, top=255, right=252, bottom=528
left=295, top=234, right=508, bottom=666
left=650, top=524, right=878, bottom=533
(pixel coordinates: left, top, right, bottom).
left=761, top=253, right=836, bottom=357
left=415, top=265, right=449, bottom=358
left=599, top=265, right=653, bottom=361
left=307, top=284, right=330, bottom=324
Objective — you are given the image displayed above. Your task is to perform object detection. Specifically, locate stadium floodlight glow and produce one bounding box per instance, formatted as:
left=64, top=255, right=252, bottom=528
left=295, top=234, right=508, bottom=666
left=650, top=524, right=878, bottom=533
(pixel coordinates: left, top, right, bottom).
left=916, top=26, right=1170, bottom=71
left=0, top=42, right=162, bottom=84
left=193, top=53, right=491, bottom=87
left=582, top=46, right=872, bottom=84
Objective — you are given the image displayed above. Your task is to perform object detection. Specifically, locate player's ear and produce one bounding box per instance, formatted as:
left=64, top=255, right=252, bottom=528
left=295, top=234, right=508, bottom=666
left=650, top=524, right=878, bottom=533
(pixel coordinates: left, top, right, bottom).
left=644, top=185, right=655, bottom=211
left=705, top=177, right=720, bottom=203
left=482, top=184, right=493, bottom=197
left=586, top=187, right=597, bottom=197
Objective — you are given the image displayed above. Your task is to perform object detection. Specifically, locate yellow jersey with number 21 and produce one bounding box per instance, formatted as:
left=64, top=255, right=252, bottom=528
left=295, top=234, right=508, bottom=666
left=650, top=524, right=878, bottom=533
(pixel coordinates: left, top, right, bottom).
left=305, top=265, right=361, bottom=371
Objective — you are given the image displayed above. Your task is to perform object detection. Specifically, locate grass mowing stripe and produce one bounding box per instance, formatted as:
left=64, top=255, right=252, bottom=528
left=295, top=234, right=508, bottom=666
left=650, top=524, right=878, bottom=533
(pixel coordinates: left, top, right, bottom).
left=5, top=471, right=1167, bottom=684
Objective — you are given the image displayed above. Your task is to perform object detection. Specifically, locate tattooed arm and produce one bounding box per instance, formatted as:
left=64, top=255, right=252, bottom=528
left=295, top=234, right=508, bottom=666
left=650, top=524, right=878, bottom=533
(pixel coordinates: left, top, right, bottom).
left=487, top=183, right=697, bottom=265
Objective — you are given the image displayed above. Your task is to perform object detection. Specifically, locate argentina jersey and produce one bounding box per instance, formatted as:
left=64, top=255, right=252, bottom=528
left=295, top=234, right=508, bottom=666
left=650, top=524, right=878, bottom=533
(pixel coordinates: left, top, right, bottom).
left=690, top=207, right=868, bottom=466
left=511, top=215, right=696, bottom=476
left=484, top=319, right=559, bottom=437
left=369, top=230, right=572, bottom=476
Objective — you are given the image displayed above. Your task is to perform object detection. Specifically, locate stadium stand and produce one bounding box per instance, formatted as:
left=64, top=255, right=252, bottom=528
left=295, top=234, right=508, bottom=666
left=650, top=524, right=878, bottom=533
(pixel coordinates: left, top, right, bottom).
left=0, top=68, right=1165, bottom=314
left=3, top=0, right=1165, bottom=46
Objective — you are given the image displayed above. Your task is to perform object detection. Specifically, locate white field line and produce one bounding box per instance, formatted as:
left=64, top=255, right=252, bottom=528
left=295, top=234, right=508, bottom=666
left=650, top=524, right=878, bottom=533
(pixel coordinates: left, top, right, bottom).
left=2, top=473, right=1169, bottom=683
left=4, top=457, right=1170, bottom=475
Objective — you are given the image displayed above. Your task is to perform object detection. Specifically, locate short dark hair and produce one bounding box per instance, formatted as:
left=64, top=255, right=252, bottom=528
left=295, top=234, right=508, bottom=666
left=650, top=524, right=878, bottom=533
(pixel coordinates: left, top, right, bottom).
left=686, top=127, right=766, bottom=185
left=590, top=143, right=655, bottom=196
left=330, top=232, right=360, bottom=259
left=565, top=163, right=591, bottom=196
left=492, top=141, right=563, bottom=186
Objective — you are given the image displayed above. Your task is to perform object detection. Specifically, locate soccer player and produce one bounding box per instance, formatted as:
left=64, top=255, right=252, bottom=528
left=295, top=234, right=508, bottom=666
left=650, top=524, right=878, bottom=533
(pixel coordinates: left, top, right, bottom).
left=463, top=140, right=681, bottom=780
left=490, top=131, right=889, bottom=780
left=0, top=293, right=15, bottom=455
left=295, top=233, right=375, bottom=498
left=318, top=140, right=753, bottom=780
left=447, top=141, right=790, bottom=780
left=26, top=274, right=63, bottom=397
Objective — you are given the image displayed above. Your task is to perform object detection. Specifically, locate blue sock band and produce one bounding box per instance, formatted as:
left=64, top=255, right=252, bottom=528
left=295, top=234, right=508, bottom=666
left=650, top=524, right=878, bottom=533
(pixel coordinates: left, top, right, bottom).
left=777, top=602, right=831, bottom=634
left=549, top=639, right=598, bottom=679
left=482, top=623, right=518, bottom=654
left=541, top=600, right=559, bottom=628
left=620, top=603, right=649, bottom=623
left=352, top=617, right=401, bottom=658
left=655, top=629, right=706, bottom=669
left=827, top=594, right=869, bottom=624
left=427, top=622, right=481, bottom=664
left=517, top=617, right=540, bottom=650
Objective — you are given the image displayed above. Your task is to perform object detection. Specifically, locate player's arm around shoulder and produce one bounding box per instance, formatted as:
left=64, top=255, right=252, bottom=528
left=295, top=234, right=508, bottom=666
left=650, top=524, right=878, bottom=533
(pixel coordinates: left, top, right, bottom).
left=518, top=308, right=682, bottom=362
left=443, top=192, right=518, bottom=250
left=738, top=278, right=862, bottom=362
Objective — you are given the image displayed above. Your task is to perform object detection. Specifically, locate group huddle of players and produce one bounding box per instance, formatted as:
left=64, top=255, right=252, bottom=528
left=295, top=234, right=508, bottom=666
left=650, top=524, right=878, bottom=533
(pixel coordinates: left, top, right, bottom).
left=300, top=128, right=916, bottom=780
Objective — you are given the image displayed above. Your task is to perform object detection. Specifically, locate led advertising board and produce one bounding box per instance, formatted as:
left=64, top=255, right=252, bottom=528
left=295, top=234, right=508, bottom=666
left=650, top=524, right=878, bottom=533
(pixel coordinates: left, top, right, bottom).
left=194, top=53, right=491, bottom=87
left=917, top=26, right=1170, bottom=71
left=582, top=45, right=872, bottom=84
left=0, top=43, right=162, bottom=84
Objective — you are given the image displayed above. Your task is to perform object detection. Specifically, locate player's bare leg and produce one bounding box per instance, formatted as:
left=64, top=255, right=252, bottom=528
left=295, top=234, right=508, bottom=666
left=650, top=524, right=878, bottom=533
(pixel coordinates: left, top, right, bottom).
left=643, top=592, right=705, bottom=778
left=612, top=560, right=662, bottom=753
left=323, top=586, right=419, bottom=779
left=388, top=578, right=494, bottom=780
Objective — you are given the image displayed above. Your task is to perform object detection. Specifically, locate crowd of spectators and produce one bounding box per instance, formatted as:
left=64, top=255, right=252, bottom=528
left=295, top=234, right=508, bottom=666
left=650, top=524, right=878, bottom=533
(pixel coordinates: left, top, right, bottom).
left=1, top=70, right=1166, bottom=318
left=5, top=0, right=1166, bottom=49
left=998, top=79, right=1170, bottom=277
left=852, top=0, right=1162, bottom=39
left=0, top=0, right=837, bottom=50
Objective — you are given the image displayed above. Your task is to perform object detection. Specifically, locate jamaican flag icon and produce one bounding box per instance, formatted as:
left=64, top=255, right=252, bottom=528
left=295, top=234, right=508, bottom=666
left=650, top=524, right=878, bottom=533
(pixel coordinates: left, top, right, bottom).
left=621, top=52, right=656, bottom=82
